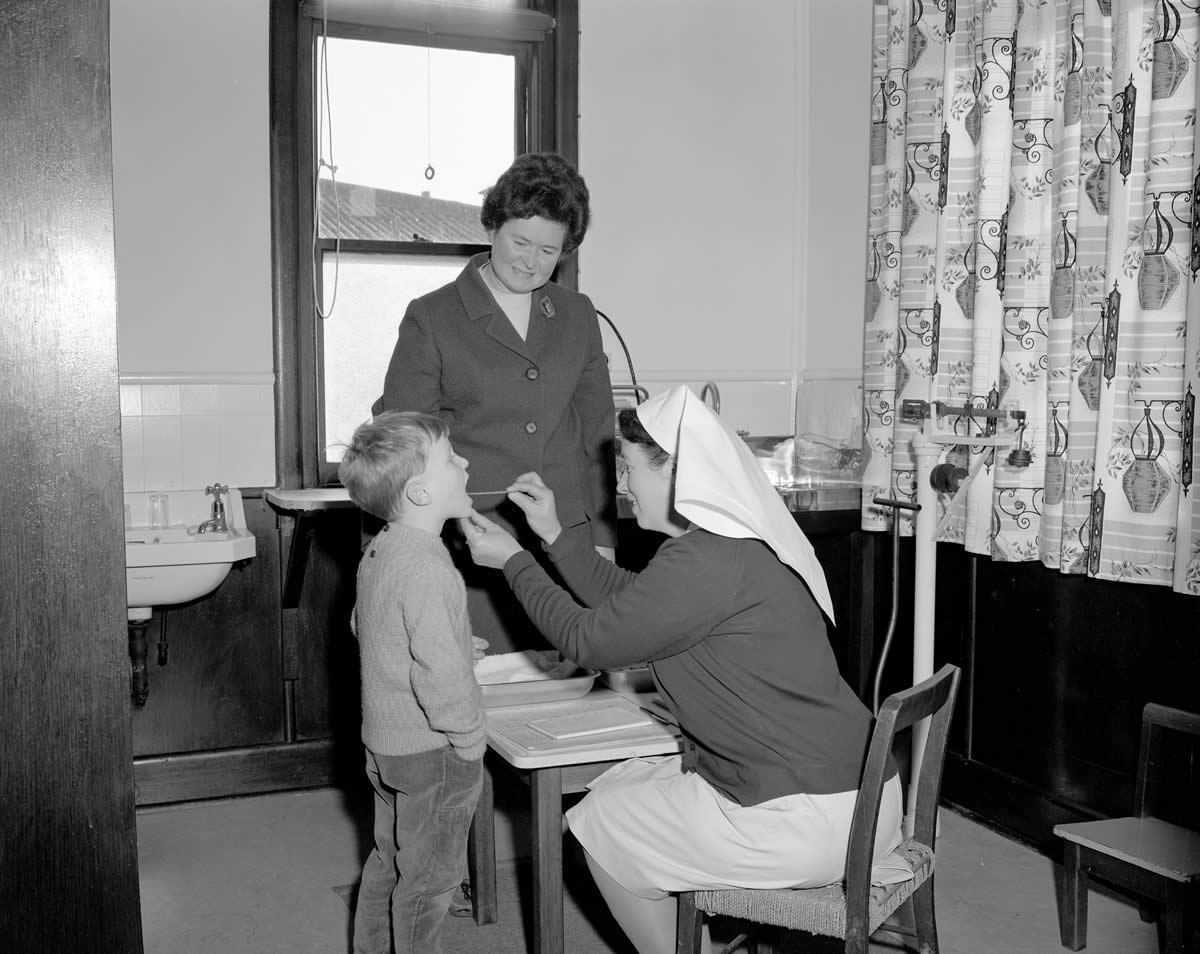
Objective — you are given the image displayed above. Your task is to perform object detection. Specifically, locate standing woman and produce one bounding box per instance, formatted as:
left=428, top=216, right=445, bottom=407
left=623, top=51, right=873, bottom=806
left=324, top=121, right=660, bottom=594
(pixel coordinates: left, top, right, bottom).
left=374, top=153, right=617, bottom=653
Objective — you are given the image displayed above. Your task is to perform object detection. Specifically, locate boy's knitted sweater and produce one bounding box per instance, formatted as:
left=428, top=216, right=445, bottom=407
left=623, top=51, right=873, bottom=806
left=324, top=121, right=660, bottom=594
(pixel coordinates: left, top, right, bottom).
left=352, top=522, right=486, bottom=760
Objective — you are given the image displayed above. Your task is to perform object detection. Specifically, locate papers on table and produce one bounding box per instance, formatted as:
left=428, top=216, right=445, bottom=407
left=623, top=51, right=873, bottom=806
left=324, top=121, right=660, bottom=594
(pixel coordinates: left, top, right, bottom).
left=528, top=703, right=654, bottom=740
left=487, top=694, right=681, bottom=756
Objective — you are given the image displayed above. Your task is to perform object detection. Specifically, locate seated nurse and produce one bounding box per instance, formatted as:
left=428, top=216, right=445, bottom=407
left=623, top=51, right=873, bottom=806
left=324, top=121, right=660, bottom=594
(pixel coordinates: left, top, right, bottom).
left=460, top=385, right=907, bottom=954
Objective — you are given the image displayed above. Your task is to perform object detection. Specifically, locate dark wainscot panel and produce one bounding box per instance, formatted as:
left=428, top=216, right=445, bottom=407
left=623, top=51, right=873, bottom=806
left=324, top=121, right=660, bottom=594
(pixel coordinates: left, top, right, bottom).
left=891, top=545, right=1200, bottom=855
left=133, top=504, right=878, bottom=806
left=133, top=494, right=289, bottom=805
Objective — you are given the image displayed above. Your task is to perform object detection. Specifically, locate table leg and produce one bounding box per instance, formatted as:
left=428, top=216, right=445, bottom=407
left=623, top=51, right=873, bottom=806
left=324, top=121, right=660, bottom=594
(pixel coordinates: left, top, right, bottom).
left=467, top=760, right=497, bottom=925
left=1162, top=882, right=1185, bottom=954
left=1059, top=842, right=1087, bottom=951
left=531, top=767, right=565, bottom=954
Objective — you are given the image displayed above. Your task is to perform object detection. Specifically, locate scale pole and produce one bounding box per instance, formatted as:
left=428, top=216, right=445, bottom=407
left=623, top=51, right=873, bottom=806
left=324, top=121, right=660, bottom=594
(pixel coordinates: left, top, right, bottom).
left=907, top=430, right=940, bottom=837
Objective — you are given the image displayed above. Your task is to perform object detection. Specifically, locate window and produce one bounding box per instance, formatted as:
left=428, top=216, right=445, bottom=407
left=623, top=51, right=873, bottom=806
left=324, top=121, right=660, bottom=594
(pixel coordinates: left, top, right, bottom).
left=272, top=1, right=578, bottom=487
left=313, top=38, right=515, bottom=467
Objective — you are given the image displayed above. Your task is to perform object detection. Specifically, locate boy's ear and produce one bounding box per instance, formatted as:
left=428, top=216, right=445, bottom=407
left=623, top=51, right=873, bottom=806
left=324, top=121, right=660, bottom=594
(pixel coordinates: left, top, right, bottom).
left=404, top=479, right=431, bottom=507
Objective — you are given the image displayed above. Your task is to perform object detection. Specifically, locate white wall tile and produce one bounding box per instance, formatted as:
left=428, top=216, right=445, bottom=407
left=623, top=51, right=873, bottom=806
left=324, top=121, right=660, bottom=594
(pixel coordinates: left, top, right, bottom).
left=218, top=413, right=276, bottom=488
left=119, top=379, right=276, bottom=492
left=180, top=384, right=224, bottom=415
left=218, top=414, right=258, bottom=459
left=144, top=454, right=183, bottom=492
left=141, top=384, right=181, bottom=416
left=716, top=381, right=792, bottom=435
left=123, top=456, right=145, bottom=492
left=255, top=384, right=275, bottom=417
left=181, top=449, right=224, bottom=489
left=141, top=416, right=182, bottom=456
left=120, top=384, right=142, bottom=416
left=219, top=384, right=273, bottom=416
left=121, top=416, right=143, bottom=456
left=180, top=414, right=223, bottom=448
left=181, top=415, right=225, bottom=486
left=223, top=456, right=276, bottom=490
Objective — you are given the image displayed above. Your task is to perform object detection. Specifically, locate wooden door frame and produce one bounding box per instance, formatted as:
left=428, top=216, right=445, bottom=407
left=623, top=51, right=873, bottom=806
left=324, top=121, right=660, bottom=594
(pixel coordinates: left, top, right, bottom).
left=0, top=1, right=142, bottom=950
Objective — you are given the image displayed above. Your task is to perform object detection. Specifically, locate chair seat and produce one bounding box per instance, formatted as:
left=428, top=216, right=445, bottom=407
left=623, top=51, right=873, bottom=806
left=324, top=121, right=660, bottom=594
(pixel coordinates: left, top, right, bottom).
left=1054, top=817, right=1200, bottom=883
left=691, top=839, right=934, bottom=939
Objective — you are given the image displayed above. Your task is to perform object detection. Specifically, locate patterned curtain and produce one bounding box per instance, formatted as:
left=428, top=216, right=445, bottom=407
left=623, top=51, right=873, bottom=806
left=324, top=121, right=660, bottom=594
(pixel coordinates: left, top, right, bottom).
left=862, top=0, right=1200, bottom=596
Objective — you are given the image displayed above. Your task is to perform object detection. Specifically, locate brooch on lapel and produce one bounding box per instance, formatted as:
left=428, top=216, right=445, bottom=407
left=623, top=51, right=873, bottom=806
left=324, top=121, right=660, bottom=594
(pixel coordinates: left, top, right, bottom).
left=539, top=296, right=556, bottom=319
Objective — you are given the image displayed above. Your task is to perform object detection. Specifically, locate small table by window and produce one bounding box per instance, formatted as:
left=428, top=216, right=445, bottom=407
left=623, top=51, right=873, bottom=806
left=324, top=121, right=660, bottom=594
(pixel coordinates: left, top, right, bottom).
left=264, top=488, right=357, bottom=608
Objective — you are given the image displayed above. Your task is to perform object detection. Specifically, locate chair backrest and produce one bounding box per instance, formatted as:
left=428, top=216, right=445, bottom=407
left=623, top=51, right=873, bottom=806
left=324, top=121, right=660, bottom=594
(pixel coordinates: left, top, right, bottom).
left=844, top=664, right=961, bottom=939
left=1134, top=702, right=1200, bottom=829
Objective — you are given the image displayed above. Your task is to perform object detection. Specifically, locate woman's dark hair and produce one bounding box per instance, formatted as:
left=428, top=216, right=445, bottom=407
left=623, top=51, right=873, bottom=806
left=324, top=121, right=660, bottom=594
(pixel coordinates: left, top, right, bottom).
left=617, top=408, right=673, bottom=469
left=480, top=152, right=590, bottom=253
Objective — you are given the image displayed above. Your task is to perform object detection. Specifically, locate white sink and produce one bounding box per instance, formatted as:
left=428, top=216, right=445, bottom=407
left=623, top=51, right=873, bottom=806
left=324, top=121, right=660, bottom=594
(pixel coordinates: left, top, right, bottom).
left=123, top=488, right=256, bottom=616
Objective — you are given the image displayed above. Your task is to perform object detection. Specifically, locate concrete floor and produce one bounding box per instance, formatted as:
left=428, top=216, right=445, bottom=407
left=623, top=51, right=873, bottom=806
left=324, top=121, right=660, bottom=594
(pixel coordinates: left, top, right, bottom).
left=137, top=786, right=1161, bottom=954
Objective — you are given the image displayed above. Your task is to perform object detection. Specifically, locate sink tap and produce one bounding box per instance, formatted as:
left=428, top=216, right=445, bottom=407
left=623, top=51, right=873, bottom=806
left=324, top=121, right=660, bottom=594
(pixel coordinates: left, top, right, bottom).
left=700, top=381, right=721, bottom=415
left=197, top=483, right=229, bottom=534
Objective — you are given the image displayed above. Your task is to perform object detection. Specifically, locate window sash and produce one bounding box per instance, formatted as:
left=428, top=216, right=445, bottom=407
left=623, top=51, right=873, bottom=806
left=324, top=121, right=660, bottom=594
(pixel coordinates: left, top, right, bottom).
left=272, top=1, right=577, bottom=489
left=316, top=238, right=486, bottom=257
left=299, top=0, right=555, bottom=45
left=315, top=247, right=484, bottom=481
left=300, top=21, right=529, bottom=486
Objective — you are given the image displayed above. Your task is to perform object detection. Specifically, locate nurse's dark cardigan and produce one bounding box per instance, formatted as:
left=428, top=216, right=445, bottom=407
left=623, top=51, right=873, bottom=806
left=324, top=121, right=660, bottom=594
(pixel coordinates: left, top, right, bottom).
left=504, top=525, right=887, bottom=806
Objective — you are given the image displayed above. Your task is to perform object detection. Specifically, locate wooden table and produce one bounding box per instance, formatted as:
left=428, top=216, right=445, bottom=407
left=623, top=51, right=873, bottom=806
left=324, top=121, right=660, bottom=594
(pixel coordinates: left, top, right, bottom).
left=467, top=687, right=682, bottom=954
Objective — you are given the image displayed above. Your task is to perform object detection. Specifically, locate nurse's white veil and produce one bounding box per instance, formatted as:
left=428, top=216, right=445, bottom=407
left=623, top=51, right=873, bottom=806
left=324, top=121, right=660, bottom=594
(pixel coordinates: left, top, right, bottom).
left=634, top=385, right=835, bottom=622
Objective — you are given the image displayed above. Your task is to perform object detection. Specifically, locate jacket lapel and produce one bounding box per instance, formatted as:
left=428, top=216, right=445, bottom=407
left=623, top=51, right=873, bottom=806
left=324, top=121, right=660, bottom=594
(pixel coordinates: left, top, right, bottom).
left=485, top=314, right=530, bottom=357
left=457, top=253, right=533, bottom=359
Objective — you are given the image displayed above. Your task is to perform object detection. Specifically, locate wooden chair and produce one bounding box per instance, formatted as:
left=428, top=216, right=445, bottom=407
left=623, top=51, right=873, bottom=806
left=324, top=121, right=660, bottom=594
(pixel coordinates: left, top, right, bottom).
left=1053, top=703, right=1200, bottom=954
left=676, top=663, right=961, bottom=954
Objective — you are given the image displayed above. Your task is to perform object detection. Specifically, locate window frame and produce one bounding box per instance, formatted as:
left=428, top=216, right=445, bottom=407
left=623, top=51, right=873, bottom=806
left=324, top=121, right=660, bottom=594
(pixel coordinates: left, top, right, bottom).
left=270, top=0, right=578, bottom=489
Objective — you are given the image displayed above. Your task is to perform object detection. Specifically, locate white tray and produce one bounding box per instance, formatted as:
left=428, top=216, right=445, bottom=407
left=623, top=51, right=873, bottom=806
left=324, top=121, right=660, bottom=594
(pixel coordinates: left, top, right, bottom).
left=479, top=669, right=597, bottom=708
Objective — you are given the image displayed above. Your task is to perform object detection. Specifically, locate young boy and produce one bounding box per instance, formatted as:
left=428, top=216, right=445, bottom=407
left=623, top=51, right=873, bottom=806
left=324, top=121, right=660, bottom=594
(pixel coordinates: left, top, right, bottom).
left=339, top=411, right=486, bottom=954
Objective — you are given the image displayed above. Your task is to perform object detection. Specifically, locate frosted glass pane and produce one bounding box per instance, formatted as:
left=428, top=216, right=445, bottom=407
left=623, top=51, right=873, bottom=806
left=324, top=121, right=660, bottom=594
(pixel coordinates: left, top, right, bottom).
left=321, top=252, right=469, bottom=462
left=316, top=38, right=514, bottom=240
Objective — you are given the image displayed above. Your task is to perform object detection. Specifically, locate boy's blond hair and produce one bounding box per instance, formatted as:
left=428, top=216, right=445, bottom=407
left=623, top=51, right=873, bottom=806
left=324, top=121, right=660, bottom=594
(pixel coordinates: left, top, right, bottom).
left=338, top=411, right=449, bottom=521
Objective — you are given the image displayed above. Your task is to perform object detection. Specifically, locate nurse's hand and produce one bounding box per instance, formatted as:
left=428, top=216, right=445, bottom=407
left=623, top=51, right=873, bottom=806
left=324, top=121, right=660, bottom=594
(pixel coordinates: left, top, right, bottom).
left=471, top=635, right=489, bottom=660
left=505, top=472, right=562, bottom=545
left=460, top=513, right=523, bottom=569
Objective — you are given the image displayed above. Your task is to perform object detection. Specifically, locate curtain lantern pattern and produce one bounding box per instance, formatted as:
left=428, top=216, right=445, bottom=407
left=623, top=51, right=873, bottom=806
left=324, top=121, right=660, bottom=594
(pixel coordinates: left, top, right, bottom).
left=862, top=0, right=1200, bottom=596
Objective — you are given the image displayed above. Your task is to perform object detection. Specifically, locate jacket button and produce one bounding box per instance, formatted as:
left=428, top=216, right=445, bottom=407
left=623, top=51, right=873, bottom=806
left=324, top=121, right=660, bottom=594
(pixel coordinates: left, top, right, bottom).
left=524, top=421, right=538, bottom=435
left=526, top=367, right=539, bottom=380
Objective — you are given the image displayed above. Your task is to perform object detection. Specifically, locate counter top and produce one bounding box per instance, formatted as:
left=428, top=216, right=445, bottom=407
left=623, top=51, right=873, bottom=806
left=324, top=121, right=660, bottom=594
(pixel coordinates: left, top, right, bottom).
left=265, top=488, right=355, bottom=511
left=268, top=485, right=860, bottom=515
left=776, top=485, right=861, bottom=513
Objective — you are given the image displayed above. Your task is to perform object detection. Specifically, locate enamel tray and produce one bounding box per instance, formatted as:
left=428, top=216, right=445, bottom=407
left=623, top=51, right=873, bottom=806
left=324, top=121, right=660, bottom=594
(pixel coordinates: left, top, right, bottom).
left=479, top=668, right=598, bottom=708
